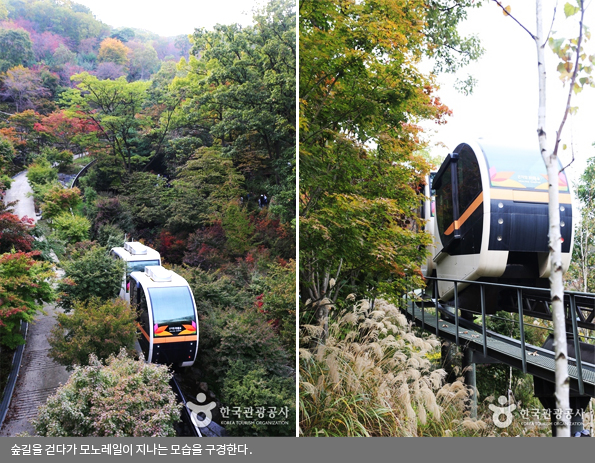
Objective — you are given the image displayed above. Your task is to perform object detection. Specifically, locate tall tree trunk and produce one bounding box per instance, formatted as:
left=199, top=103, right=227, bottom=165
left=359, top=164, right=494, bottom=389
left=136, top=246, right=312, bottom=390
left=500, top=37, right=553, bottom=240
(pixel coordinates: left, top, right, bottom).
left=535, top=0, right=570, bottom=437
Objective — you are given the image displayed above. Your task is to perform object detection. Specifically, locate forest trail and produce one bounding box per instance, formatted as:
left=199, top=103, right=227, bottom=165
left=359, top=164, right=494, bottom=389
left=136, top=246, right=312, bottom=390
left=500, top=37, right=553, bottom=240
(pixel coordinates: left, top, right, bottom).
left=0, top=172, right=70, bottom=436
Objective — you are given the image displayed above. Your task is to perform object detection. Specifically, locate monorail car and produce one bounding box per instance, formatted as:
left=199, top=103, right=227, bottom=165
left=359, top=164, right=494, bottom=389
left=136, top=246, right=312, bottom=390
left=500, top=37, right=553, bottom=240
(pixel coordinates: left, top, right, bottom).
left=130, top=265, right=199, bottom=368
left=424, top=139, right=573, bottom=313
left=110, top=241, right=162, bottom=302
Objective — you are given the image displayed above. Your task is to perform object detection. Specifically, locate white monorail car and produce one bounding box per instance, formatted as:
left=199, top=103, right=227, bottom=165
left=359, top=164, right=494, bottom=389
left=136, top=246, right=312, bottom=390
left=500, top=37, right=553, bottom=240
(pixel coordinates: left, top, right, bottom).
left=424, top=139, right=573, bottom=313
left=130, top=265, right=199, bottom=368
left=110, top=241, right=162, bottom=302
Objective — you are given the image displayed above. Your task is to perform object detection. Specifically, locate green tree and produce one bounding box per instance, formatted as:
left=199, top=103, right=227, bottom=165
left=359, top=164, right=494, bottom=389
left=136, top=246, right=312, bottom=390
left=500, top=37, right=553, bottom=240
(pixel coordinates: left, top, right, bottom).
left=127, top=41, right=160, bottom=80
left=221, top=201, right=254, bottom=256
left=0, top=27, right=34, bottom=72
left=33, top=351, right=181, bottom=437
left=56, top=245, right=125, bottom=311
left=180, top=0, right=296, bottom=224
left=300, top=0, right=448, bottom=310
left=63, top=73, right=151, bottom=176
left=50, top=211, right=90, bottom=245
left=26, top=157, right=57, bottom=187
left=568, top=153, right=595, bottom=292
left=0, top=136, right=15, bottom=172
left=221, top=360, right=295, bottom=436
left=48, top=297, right=137, bottom=370
left=165, top=146, right=243, bottom=234
left=261, top=259, right=295, bottom=358
left=40, top=184, right=82, bottom=220
left=0, top=251, right=55, bottom=349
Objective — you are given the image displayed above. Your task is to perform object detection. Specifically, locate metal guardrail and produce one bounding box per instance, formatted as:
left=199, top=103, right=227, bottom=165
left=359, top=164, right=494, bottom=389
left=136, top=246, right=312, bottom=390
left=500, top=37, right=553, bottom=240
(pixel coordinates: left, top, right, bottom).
left=407, top=276, right=595, bottom=396
left=0, top=321, right=28, bottom=429
left=71, top=159, right=97, bottom=188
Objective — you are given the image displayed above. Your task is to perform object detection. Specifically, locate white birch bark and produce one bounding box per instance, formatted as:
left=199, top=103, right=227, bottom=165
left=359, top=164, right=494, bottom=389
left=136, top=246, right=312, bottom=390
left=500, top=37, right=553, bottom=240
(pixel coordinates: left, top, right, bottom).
left=535, top=0, right=570, bottom=437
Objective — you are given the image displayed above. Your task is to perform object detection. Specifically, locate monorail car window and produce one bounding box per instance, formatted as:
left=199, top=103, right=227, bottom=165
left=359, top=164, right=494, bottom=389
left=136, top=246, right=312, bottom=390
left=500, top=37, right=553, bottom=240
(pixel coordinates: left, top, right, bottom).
left=132, top=281, right=151, bottom=354
left=435, top=163, right=454, bottom=242
left=126, top=259, right=160, bottom=275
left=457, top=146, right=482, bottom=211
left=148, top=286, right=196, bottom=325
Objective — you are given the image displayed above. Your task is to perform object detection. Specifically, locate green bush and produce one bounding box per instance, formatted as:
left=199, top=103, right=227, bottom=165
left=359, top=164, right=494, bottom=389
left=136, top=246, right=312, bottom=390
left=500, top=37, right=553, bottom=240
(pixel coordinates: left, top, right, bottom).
left=48, top=297, right=137, bottom=369
left=174, top=265, right=259, bottom=315
left=50, top=212, right=90, bottom=244
left=43, top=147, right=73, bottom=172
left=96, top=223, right=125, bottom=248
left=221, top=360, right=295, bottom=436
left=57, top=245, right=125, bottom=311
left=41, top=185, right=82, bottom=220
left=33, top=350, right=181, bottom=436
left=261, top=259, right=296, bottom=360
left=26, top=158, right=57, bottom=187
left=214, top=308, right=289, bottom=378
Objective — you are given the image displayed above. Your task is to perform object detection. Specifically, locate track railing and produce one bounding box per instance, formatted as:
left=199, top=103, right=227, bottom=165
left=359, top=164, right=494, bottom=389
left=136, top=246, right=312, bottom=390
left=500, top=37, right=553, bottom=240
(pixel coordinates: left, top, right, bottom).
left=405, top=276, right=595, bottom=395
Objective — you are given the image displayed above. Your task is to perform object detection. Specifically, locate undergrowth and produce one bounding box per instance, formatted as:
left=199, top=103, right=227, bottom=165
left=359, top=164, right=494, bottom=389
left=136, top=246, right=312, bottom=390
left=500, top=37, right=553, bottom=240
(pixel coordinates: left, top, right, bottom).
left=299, top=298, right=552, bottom=437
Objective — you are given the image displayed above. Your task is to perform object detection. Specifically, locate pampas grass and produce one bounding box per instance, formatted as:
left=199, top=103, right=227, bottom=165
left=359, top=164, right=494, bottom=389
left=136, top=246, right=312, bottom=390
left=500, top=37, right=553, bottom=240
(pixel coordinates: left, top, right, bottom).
left=300, top=298, right=493, bottom=436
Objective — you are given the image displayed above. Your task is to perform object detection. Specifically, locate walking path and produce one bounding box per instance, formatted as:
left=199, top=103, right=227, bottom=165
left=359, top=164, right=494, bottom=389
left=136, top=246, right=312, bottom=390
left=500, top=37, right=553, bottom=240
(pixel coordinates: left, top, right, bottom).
left=0, top=171, right=70, bottom=436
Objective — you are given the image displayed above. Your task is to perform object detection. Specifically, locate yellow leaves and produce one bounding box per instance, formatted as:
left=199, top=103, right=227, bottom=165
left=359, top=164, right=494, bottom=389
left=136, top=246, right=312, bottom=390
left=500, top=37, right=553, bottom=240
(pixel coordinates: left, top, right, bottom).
left=564, top=2, right=580, bottom=18
left=502, top=5, right=511, bottom=16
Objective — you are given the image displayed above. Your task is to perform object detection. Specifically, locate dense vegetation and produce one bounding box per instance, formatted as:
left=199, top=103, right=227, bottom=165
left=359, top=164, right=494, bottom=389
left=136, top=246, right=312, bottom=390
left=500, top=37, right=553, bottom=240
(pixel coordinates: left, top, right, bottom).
left=0, top=0, right=295, bottom=437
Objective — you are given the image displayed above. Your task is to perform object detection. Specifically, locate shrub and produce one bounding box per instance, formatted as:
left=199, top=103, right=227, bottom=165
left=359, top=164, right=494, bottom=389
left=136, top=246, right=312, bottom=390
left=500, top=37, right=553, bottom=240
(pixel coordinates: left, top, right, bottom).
left=91, top=195, right=133, bottom=236
left=221, top=202, right=254, bottom=256
left=45, top=147, right=73, bottom=171
left=214, top=308, right=289, bottom=378
left=0, top=212, right=34, bottom=253
left=41, top=185, right=82, bottom=220
left=221, top=360, right=295, bottom=436
left=0, top=251, right=55, bottom=349
left=50, top=212, right=90, bottom=244
left=57, top=245, right=125, bottom=311
left=33, top=350, right=181, bottom=436
left=48, top=297, right=137, bottom=369
left=96, top=223, right=125, bottom=248
left=261, top=259, right=296, bottom=360
left=26, top=158, right=57, bottom=187
left=174, top=264, right=262, bottom=315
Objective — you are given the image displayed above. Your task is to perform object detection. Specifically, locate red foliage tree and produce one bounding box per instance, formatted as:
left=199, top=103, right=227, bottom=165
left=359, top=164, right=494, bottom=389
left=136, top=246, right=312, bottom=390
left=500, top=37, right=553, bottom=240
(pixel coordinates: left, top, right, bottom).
left=34, top=109, right=100, bottom=152
left=0, top=212, right=35, bottom=254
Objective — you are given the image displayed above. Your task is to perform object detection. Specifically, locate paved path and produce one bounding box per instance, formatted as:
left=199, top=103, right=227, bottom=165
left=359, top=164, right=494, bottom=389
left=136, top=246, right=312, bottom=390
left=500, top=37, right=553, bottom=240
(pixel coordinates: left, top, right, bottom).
left=4, top=171, right=37, bottom=222
left=1, top=172, right=70, bottom=436
left=0, top=304, right=70, bottom=436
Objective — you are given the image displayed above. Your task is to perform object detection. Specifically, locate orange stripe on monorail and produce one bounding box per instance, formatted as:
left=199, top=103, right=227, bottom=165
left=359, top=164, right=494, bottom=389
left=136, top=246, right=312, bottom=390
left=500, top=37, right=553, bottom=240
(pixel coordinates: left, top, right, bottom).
left=490, top=189, right=572, bottom=204
left=137, top=323, right=197, bottom=343
left=445, top=192, right=483, bottom=236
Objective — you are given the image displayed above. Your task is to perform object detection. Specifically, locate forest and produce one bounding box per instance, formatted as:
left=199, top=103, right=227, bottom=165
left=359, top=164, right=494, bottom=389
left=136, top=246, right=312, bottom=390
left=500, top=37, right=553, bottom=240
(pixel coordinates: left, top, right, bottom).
left=299, top=0, right=594, bottom=437
left=0, top=0, right=295, bottom=437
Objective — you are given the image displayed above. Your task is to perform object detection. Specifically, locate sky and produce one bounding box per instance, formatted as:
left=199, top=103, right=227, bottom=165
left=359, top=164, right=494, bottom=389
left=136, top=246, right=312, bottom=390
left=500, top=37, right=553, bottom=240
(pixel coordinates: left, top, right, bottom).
left=73, top=0, right=268, bottom=37
left=423, top=0, right=595, bottom=200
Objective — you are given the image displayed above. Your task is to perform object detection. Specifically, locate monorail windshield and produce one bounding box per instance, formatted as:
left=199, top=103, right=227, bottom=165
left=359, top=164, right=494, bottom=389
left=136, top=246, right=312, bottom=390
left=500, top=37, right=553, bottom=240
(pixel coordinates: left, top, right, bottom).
left=127, top=259, right=160, bottom=275
left=477, top=141, right=569, bottom=191
left=148, top=286, right=196, bottom=325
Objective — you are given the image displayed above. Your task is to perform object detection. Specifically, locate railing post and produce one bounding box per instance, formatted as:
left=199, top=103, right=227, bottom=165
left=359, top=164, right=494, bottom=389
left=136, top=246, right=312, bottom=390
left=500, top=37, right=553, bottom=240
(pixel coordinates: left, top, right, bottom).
left=454, top=281, right=459, bottom=346
left=480, top=284, right=487, bottom=357
left=421, top=289, right=425, bottom=332
left=435, top=279, right=439, bottom=336
left=569, top=294, right=585, bottom=395
left=517, top=289, right=527, bottom=374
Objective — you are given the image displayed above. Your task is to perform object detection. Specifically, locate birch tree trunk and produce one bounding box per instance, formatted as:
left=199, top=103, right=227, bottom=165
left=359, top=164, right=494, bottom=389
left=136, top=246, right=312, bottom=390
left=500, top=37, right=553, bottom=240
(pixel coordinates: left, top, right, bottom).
left=535, top=0, right=570, bottom=437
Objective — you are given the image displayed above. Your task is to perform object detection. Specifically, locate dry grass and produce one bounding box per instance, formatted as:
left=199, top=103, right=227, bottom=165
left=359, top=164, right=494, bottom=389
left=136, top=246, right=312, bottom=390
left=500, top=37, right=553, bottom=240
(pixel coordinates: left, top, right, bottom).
left=300, top=297, right=573, bottom=437
left=300, top=298, right=501, bottom=436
